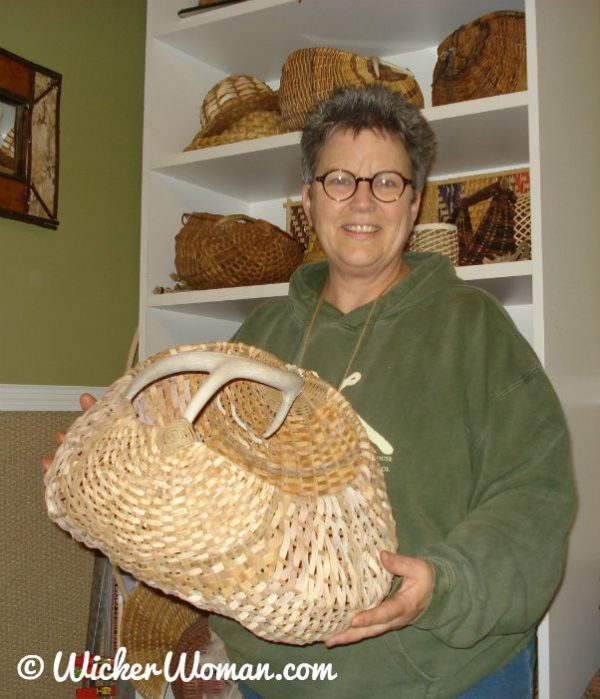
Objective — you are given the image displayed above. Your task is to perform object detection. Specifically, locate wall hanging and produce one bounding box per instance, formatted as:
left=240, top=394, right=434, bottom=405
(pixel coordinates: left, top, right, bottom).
left=0, top=47, right=61, bottom=229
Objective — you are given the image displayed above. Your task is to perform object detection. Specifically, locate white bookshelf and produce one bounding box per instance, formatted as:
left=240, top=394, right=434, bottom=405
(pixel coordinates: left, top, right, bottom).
left=140, top=1, right=600, bottom=697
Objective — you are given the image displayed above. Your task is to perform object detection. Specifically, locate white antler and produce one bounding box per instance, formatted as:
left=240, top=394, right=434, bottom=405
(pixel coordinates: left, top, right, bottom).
left=124, top=350, right=304, bottom=438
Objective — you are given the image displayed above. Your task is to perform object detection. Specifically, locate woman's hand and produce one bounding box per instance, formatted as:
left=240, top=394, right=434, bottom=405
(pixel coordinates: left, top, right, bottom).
left=325, top=551, right=434, bottom=647
left=41, top=393, right=97, bottom=471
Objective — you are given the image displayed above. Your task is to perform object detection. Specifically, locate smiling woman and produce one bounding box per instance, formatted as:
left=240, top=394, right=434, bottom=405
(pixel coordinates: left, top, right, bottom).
left=0, top=46, right=61, bottom=229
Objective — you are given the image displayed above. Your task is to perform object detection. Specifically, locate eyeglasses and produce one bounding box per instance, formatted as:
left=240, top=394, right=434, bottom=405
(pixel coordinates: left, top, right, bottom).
left=314, top=169, right=413, bottom=203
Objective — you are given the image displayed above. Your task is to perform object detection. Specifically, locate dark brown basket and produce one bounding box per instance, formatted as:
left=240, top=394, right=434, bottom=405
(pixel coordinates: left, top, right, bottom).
left=279, top=47, right=424, bottom=130
left=175, top=213, right=304, bottom=289
left=449, top=180, right=517, bottom=265
left=432, top=11, right=527, bottom=106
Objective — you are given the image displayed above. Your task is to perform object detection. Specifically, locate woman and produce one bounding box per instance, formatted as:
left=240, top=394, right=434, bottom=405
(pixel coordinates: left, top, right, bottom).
left=45, top=85, right=573, bottom=698
left=210, top=86, right=575, bottom=699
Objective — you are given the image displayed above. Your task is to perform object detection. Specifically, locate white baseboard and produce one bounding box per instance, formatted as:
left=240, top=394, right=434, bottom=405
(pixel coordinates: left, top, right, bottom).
left=0, top=384, right=106, bottom=411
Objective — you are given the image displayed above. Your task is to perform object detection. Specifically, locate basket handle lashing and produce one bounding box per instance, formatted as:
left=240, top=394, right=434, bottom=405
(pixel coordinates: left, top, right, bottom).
left=214, top=214, right=256, bottom=227
left=124, top=351, right=304, bottom=438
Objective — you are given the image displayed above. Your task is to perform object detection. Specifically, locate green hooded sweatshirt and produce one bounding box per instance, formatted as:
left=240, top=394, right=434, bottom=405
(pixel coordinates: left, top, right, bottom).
left=210, top=252, right=576, bottom=698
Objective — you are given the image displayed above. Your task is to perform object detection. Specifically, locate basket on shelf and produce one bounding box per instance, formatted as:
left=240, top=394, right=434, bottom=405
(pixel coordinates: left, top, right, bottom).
left=284, top=198, right=326, bottom=264
left=407, top=223, right=459, bottom=265
left=45, top=342, right=398, bottom=645
left=449, top=180, right=517, bottom=266
left=432, top=10, right=527, bottom=106
left=198, top=74, right=279, bottom=138
left=279, top=47, right=424, bottom=130
left=513, top=192, right=531, bottom=260
left=185, top=109, right=288, bottom=151
left=416, top=168, right=531, bottom=265
left=175, top=212, right=304, bottom=289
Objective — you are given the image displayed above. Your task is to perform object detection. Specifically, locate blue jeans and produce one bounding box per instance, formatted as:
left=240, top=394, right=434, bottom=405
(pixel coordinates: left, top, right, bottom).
left=238, top=635, right=536, bottom=699
left=456, top=635, right=536, bottom=699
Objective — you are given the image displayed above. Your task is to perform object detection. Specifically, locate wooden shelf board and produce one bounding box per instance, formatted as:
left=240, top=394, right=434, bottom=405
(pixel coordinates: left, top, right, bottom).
left=151, top=93, right=529, bottom=200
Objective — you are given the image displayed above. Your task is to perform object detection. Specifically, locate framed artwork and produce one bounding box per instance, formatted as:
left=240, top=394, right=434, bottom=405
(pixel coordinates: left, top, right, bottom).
left=0, top=47, right=62, bottom=229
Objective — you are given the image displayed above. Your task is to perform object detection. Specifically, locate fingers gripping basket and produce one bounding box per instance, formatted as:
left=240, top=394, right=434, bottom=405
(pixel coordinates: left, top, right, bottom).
left=175, top=213, right=304, bottom=290
left=45, top=342, right=397, bottom=645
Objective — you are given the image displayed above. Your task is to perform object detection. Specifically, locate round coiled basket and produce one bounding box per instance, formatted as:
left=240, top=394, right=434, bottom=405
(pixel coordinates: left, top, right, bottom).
left=45, top=342, right=398, bottom=645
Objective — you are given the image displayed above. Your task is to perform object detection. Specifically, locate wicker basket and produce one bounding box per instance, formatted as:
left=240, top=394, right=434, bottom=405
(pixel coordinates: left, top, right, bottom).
left=432, top=11, right=527, bottom=106
left=46, top=342, right=398, bottom=645
left=407, top=223, right=459, bottom=265
left=284, top=198, right=327, bottom=264
left=450, top=180, right=517, bottom=265
left=175, top=213, right=304, bottom=289
left=199, top=75, right=279, bottom=137
left=171, top=613, right=240, bottom=699
left=513, top=192, right=531, bottom=260
left=120, top=583, right=239, bottom=699
left=120, top=583, right=199, bottom=699
left=279, top=47, right=424, bottom=130
left=185, top=110, right=288, bottom=151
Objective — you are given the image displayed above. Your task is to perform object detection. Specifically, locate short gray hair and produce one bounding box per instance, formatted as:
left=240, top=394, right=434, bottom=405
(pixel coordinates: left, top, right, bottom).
left=300, top=85, right=437, bottom=193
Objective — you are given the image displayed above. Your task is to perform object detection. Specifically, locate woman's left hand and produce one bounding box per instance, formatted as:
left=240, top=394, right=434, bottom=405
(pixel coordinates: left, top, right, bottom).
left=325, top=551, right=434, bottom=647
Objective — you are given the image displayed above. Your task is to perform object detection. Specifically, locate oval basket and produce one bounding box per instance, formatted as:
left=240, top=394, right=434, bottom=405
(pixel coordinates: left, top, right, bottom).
left=279, top=47, right=424, bottom=130
left=432, top=11, right=527, bottom=106
left=45, top=342, right=398, bottom=645
left=175, top=213, right=304, bottom=290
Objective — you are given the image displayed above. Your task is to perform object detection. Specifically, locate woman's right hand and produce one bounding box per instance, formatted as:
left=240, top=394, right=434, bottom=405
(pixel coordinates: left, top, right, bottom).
left=42, top=392, right=97, bottom=471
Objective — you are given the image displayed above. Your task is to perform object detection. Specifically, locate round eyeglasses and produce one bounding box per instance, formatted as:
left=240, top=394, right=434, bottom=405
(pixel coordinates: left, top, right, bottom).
left=314, top=169, right=413, bottom=203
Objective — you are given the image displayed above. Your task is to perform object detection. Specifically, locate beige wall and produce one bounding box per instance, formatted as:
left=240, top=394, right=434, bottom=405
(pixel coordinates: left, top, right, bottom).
left=0, top=0, right=146, bottom=386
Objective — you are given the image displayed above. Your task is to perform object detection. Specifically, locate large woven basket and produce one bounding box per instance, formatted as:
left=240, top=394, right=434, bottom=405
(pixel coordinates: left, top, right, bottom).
left=279, top=47, right=424, bottom=130
left=200, top=75, right=279, bottom=137
left=432, top=11, right=527, bottom=106
left=45, top=342, right=398, bottom=645
left=175, top=213, right=304, bottom=289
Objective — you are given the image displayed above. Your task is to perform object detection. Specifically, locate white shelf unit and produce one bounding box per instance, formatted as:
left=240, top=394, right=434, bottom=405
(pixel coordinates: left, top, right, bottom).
left=140, top=1, right=600, bottom=697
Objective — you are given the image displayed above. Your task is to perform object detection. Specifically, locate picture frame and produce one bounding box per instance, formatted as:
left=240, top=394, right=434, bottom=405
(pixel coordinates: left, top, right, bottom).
left=0, top=47, right=62, bottom=229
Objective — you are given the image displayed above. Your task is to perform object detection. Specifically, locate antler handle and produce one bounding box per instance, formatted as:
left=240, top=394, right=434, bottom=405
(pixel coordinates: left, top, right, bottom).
left=124, top=350, right=304, bottom=438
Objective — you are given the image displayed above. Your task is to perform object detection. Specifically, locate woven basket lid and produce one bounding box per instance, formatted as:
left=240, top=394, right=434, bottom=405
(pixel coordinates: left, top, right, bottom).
left=184, top=110, right=287, bottom=151
left=45, top=342, right=397, bottom=645
left=199, top=75, right=279, bottom=137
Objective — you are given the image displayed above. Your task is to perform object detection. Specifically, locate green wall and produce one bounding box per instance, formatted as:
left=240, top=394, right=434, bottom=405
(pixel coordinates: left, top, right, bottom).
left=0, top=0, right=146, bottom=386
